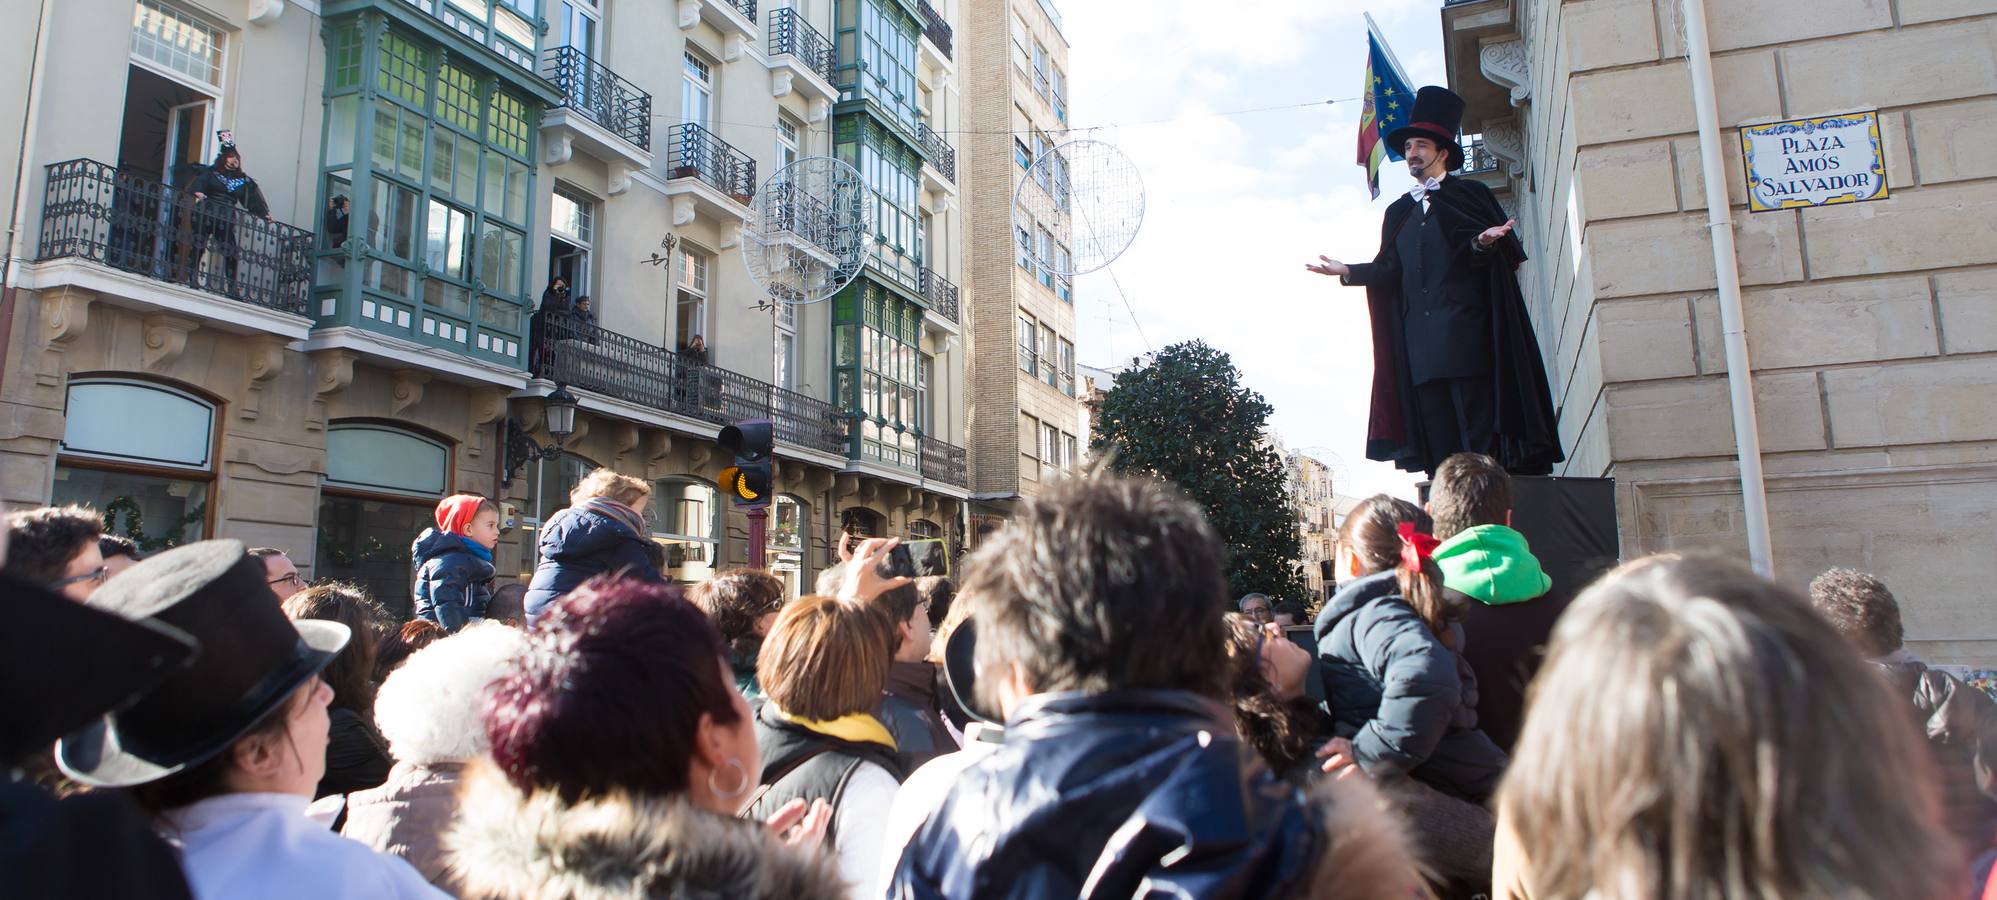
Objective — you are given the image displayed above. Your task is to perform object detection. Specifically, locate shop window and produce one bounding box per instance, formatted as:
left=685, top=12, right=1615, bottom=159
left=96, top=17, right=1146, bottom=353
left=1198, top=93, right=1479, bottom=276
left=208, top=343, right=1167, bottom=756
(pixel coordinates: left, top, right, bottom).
left=316, top=423, right=451, bottom=618
left=53, top=378, right=216, bottom=552
left=770, top=494, right=806, bottom=599
left=653, top=478, right=719, bottom=585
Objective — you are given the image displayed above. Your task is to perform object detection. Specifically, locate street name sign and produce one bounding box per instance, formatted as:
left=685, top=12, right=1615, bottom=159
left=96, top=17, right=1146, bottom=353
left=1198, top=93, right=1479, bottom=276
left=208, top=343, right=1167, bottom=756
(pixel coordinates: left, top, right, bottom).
left=1740, top=111, right=1889, bottom=213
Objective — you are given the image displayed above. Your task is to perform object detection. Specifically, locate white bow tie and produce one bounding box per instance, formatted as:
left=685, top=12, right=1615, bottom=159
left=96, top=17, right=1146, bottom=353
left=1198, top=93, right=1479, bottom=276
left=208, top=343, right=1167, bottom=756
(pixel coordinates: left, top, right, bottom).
left=1409, top=178, right=1442, bottom=205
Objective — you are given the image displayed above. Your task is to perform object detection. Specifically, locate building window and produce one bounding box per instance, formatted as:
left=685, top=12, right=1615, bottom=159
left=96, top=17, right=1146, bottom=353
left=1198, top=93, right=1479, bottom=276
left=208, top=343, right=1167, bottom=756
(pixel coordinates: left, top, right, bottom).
left=1017, top=314, right=1037, bottom=374
left=652, top=479, right=719, bottom=585
left=54, top=379, right=216, bottom=553
left=1051, top=64, right=1067, bottom=122
left=549, top=185, right=594, bottom=296
left=1056, top=243, right=1073, bottom=302
left=1031, top=40, right=1049, bottom=98
left=683, top=51, right=712, bottom=127
left=1041, top=422, right=1060, bottom=466
left=1033, top=132, right=1052, bottom=192
left=833, top=283, right=923, bottom=468
left=777, top=114, right=801, bottom=169
left=1062, top=432, right=1078, bottom=471
left=1037, top=227, right=1055, bottom=288
left=1039, top=324, right=1057, bottom=387
left=132, top=0, right=224, bottom=89
left=918, top=351, right=934, bottom=435
left=848, top=0, right=922, bottom=133
left=557, top=0, right=601, bottom=57
left=1059, top=337, right=1076, bottom=396
left=1013, top=137, right=1033, bottom=171
left=1010, top=12, right=1031, bottom=78
left=1015, top=222, right=1033, bottom=271
left=834, top=115, right=923, bottom=287
left=678, top=246, right=709, bottom=349
left=317, top=423, right=452, bottom=618
left=775, top=330, right=796, bottom=390
left=1020, top=412, right=1040, bottom=478
left=769, top=494, right=807, bottom=599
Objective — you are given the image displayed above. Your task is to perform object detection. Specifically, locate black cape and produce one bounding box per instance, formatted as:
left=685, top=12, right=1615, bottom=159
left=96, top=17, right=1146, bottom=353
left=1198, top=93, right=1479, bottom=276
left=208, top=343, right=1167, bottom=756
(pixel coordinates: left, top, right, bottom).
left=1353, top=177, right=1563, bottom=475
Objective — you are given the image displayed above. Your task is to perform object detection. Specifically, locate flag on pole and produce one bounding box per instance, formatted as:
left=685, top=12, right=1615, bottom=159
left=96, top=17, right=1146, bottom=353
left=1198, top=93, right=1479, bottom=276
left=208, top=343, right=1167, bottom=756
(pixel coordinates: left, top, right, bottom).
left=1358, top=17, right=1415, bottom=199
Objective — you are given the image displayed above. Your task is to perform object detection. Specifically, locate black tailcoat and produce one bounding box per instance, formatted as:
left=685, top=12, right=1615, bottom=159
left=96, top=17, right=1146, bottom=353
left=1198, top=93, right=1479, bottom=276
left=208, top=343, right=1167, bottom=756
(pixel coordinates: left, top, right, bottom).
left=1343, top=176, right=1563, bottom=475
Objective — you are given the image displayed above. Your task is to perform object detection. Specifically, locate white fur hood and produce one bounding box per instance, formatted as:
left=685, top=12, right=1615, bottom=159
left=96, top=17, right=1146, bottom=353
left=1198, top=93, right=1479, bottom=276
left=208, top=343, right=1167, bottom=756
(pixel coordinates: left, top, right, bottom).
left=446, top=760, right=847, bottom=900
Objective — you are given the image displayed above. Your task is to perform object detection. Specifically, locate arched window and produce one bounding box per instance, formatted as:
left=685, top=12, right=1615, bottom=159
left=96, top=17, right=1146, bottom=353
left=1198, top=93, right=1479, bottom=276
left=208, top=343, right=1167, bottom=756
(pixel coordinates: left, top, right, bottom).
left=316, top=423, right=453, bottom=619
left=54, top=378, right=217, bottom=551
left=841, top=507, right=883, bottom=538
left=769, top=494, right=807, bottom=599
left=907, top=517, right=947, bottom=576
left=653, top=478, right=719, bottom=586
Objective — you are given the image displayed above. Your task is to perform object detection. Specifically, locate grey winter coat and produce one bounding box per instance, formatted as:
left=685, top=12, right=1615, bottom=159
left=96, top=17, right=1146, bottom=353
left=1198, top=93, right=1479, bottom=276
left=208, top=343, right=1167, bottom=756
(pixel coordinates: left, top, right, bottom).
left=1314, top=570, right=1509, bottom=801
left=342, top=761, right=465, bottom=894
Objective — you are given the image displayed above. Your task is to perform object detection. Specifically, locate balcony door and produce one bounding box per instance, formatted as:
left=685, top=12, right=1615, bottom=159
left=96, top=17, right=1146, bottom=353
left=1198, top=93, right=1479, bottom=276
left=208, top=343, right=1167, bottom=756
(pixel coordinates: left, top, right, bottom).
left=558, top=0, right=600, bottom=58
left=682, top=52, right=713, bottom=129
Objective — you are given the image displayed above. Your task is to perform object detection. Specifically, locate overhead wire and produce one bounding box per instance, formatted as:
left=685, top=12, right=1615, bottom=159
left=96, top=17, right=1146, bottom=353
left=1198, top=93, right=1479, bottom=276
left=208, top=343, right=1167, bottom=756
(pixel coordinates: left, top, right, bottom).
left=653, top=96, right=1360, bottom=138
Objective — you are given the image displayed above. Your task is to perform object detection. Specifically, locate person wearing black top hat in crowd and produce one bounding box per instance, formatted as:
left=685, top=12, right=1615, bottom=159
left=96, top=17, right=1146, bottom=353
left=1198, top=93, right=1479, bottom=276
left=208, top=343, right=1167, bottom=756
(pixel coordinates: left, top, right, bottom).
left=1308, top=86, right=1563, bottom=477
left=188, top=141, right=273, bottom=299
left=54, top=540, right=448, bottom=899
left=0, top=564, right=199, bottom=900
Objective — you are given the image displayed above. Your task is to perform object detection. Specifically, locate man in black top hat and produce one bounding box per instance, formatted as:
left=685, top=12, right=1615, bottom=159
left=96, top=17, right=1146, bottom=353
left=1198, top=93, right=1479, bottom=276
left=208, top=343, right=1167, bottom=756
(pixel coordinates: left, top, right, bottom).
left=1309, top=86, right=1563, bottom=477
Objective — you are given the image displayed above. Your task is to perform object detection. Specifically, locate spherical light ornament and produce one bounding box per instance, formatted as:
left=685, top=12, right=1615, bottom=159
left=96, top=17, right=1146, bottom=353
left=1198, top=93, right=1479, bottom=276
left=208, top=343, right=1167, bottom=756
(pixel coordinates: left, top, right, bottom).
left=743, top=156, right=868, bottom=305
left=1013, top=139, right=1146, bottom=276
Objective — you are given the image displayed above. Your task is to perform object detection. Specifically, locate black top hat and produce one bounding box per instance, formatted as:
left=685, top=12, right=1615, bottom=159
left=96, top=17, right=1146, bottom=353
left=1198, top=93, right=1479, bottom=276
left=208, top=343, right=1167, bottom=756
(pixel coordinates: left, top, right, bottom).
left=56, top=540, right=349, bottom=788
left=1385, top=86, right=1467, bottom=172
left=0, top=573, right=198, bottom=766
left=943, top=618, right=1000, bottom=724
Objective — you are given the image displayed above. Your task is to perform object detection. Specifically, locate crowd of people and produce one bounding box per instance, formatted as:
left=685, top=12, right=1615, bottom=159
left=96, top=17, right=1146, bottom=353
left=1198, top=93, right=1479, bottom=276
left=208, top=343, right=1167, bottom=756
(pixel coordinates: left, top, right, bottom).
left=4, top=452, right=1995, bottom=899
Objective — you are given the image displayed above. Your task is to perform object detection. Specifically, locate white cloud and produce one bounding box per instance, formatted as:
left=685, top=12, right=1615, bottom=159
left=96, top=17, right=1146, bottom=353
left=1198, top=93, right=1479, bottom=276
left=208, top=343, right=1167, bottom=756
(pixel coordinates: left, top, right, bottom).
left=1059, top=0, right=1445, bottom=500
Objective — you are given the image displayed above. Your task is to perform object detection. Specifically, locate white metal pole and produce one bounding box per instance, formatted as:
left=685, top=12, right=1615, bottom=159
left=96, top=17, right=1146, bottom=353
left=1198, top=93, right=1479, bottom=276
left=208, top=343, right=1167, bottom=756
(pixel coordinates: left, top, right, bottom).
left=1681, top=0, right=1774, bottom=575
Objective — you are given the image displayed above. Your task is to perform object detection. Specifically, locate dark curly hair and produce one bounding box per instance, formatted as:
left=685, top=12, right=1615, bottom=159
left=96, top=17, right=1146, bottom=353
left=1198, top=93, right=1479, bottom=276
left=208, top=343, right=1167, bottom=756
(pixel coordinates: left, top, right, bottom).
left=1223, top=613, right=1330, bottom=777
left=688, top=568, right=786, bottom=663
left=282, top=583, right=385, bottom=720
left=1806, top=567, right=1903, bottom=658
left=3, top=505, right=102, bottom=586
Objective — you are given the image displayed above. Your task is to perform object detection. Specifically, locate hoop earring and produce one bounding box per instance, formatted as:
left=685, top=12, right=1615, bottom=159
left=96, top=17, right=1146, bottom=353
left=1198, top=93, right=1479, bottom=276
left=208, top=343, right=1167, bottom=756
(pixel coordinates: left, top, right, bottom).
left=708, top=758, right=750, bottom=800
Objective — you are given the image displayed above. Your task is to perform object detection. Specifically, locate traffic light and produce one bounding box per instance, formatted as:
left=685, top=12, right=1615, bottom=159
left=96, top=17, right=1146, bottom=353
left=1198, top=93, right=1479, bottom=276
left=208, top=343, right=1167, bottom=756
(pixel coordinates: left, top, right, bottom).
left=716, top=419, right=773, bottom=508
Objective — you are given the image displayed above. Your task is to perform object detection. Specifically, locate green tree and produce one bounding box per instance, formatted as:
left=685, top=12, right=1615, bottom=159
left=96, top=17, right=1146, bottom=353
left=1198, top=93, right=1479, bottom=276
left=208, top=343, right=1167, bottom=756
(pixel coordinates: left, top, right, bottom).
left=1092, top=341, right=1309, bottom=604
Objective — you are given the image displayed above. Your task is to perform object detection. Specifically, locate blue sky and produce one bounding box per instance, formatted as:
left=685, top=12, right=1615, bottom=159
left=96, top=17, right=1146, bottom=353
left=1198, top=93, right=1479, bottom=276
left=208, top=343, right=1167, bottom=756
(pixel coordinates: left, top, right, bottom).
left=1058, top=0, right=1447, bottom=498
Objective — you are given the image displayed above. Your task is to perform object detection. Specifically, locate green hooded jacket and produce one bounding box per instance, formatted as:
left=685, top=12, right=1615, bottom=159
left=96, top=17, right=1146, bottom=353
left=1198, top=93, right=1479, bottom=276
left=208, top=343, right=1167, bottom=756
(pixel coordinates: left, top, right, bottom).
left=1432, top=524, right=1551, bottom=606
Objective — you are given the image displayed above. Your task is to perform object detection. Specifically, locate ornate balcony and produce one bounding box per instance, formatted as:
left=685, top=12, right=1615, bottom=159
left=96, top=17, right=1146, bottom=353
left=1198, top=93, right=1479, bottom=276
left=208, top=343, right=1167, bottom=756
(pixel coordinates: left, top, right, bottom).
left=767, top=8, right=838, bottom=119
left=665, top=123, right=757, bottom=226
left=918, top=267, right=958, bottom=324
left=921, top=436, right=968, bottom=488
left=32, top=158, right=314, bottom=334
left=679, top=0, right=758, bottom=45
left=532, top=309, right=847, bottom=455
left=918, top=0, right=953, bottom=62
left=918, top=122, right=957, bottom=184
left=543, top=47, right=651, bottom=154
left=1458, top=134, right=1499, bottom=175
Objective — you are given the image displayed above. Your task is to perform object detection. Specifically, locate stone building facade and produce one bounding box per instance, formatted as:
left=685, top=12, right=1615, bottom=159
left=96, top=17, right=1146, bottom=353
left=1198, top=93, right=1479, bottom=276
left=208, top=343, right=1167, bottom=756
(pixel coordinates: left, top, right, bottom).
left=1440, top=0, right=1997, bottom=663
left=960, top=0, right=1083, bottom=539
left=0, top=0, right=973, bottom=612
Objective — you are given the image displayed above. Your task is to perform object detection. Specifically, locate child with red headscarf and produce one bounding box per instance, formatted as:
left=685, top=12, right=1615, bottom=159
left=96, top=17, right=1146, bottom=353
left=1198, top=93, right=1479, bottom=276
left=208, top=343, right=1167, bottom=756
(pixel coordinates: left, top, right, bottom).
left=412, top=494, right=501, bottom=632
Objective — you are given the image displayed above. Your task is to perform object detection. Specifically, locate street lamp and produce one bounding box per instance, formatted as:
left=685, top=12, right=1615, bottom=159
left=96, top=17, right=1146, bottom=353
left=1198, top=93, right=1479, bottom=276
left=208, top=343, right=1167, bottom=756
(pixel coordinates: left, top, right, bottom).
left=503, top=385, right=580, bottom=485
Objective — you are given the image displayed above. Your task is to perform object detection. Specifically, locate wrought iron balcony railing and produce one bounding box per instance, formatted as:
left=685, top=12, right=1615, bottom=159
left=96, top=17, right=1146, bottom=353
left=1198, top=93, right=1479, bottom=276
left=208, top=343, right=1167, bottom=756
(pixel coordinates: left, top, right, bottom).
left=768, top=8, right=836, bottom=83
left=1458, top=134, right=1499, bottom=175
left=723, top=0, right=757, bottom=21
left=532, top=309, right=846, bottom=455
left=668, top=123, right=757, bottom=203
left=918, top=267, right=958, bottom=323
left=922, top=436, right=968, bottom=487
left=918, top=0, right=954, bottom=60
left=37, top=159, right=313, bottom=316
left=917, top=122, right=956, bottom=182
left=543, top=46, right=652, bottom=151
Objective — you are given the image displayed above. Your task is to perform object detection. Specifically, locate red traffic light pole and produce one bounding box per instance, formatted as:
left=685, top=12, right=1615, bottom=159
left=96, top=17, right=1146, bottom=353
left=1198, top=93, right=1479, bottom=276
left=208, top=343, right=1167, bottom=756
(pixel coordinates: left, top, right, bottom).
left=747, top=497, right=768, bottom=569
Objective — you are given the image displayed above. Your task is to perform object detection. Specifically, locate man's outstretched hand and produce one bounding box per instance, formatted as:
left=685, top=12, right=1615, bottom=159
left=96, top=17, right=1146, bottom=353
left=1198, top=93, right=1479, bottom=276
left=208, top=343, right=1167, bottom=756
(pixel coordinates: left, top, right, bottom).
left=1306, top=255, right=1350, bottom=278
left=1477, top=218, right=1517, bottom=248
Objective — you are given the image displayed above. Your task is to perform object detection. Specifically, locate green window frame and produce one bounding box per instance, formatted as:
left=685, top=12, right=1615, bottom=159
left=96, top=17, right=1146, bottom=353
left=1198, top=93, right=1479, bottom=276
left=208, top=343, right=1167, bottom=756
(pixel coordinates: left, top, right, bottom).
left=834, top=116, right=924, bottom=293
left=315, top=17, right=538, bottom=364
left=832, top=281, right=923, bottom=469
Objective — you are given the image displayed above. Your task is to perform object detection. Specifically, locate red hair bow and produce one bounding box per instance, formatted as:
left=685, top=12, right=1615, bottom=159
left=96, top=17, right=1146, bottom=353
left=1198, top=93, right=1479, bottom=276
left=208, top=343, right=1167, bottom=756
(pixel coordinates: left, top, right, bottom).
left=1397, top=522, right=1440, bottom=572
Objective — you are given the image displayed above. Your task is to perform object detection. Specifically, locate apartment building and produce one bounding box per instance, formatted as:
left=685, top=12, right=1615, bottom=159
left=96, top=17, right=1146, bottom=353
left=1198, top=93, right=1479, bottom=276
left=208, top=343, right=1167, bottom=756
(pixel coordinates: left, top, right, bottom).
left=961, top=0, right=1080, bottom=538
left=1439, top=0, right=1997, bottom=662
left=0, top=0, right=969, bottom=611
left=1287, top=452, right=1336, bottom=601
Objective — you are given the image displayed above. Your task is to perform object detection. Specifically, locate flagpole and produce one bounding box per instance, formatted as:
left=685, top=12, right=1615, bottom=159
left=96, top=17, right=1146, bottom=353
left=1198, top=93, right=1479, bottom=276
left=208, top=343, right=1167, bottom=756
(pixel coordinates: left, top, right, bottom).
left=1364, top=13, right=1414, bottom=88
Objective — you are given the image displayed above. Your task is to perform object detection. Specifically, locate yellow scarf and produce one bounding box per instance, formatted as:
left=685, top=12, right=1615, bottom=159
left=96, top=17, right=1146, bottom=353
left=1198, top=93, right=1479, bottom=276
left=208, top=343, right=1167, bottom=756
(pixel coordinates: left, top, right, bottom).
left=769, top=704, right=897, bottom=750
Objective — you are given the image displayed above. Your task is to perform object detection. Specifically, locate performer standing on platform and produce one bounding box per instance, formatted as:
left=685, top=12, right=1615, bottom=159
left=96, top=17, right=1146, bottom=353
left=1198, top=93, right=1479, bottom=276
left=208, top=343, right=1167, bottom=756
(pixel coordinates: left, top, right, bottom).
left=1309, top=87, right=1563, bottom=476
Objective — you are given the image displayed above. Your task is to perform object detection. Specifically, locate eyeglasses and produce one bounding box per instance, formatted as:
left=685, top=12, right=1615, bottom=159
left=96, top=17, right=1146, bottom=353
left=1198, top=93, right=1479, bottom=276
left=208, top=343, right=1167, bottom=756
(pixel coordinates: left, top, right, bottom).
left=268, top=572, right=305, bottom=588
left=54, top=565, right=109, bottom=589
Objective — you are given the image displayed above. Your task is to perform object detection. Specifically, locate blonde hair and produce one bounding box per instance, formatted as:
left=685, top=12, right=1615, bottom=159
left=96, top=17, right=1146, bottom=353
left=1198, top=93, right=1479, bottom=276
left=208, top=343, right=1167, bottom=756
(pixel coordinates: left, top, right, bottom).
left=569, top=468, right=651, bottom=507
left=1495, top=555, right=1962, bottom=900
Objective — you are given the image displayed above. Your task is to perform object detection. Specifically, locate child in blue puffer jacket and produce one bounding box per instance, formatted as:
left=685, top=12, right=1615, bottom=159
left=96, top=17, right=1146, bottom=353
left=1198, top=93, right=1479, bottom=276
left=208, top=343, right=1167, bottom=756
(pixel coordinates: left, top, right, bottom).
left=412, top=494, right=501, bottom=632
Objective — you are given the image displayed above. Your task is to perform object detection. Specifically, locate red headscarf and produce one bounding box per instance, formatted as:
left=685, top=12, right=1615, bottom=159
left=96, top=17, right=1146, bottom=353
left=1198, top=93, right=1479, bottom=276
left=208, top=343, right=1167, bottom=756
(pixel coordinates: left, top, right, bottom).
left=435, top=494, right=490, bottom=536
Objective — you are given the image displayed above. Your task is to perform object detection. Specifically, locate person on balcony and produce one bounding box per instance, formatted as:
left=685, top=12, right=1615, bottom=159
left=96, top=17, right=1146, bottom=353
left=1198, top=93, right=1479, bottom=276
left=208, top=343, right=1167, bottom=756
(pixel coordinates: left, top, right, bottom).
left=572, top=295, right=599, bottom=344
left=678, top=334, right=712, bottom=409
left=188, top=143, right=272, bottom=299
left=532, top=277, right=571, bottom=374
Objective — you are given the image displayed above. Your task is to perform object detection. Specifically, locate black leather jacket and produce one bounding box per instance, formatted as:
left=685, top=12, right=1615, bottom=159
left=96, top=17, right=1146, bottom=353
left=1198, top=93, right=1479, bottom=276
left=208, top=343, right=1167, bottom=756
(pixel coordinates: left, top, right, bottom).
left=887, top=689, right=1324, bottom=899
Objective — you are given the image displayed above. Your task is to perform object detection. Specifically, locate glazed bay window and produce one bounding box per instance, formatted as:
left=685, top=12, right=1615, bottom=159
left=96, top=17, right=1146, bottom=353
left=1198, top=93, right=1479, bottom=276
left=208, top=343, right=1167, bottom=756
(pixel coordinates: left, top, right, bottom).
left=315, top=17, right=540, bottom=366
left=833, top=282, right=922, bottom=468
left=835, top=116, right=924, bottom=292
left=839, top=0, right=922, bottom=133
